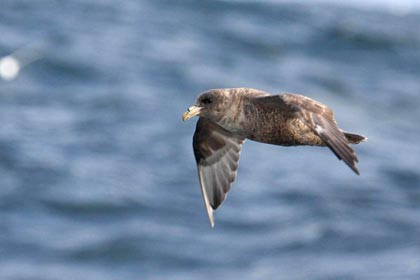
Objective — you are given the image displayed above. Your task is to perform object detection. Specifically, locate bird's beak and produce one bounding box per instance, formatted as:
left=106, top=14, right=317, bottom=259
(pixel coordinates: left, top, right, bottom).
left=182, top=106, right=202, bottom=121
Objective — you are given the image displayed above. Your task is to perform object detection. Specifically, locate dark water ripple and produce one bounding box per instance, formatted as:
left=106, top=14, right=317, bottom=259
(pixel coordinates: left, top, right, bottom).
left=1, top=0, right=420, bottom=279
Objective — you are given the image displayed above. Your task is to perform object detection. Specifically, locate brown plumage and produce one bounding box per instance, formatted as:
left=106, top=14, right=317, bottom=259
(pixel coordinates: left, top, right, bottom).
left=182, top=88, right=366, bottom=227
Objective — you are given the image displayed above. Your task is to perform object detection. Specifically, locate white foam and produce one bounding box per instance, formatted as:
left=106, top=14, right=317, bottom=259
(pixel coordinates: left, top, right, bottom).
left=0, top=56, right=20, bottom=81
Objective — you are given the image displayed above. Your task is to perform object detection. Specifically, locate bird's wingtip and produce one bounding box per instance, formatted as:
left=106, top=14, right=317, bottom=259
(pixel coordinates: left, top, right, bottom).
left=208, top=212, right=215, bottom=228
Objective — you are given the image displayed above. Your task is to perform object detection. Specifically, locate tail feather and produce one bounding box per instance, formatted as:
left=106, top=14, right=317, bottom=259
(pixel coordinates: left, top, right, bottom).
left=343, top=132, right=367, bottom=144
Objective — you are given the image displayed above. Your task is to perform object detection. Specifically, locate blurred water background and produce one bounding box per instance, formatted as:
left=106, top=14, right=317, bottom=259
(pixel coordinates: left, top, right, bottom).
left=1, top=0, right=420, bottom=279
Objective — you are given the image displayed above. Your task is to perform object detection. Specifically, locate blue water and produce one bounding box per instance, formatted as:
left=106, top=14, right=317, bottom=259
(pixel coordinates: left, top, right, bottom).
left=1, top=1, right=420, bottom=279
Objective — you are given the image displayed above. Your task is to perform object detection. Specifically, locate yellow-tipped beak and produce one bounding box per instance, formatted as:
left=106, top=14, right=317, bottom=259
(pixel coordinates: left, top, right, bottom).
left=182, top=106, right=202, bottom=121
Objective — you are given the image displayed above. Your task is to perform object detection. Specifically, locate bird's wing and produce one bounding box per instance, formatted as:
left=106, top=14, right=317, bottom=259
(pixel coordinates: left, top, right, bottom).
left=255, top=93, right=360, bottom=174
left=193, top=118, right=245, bottom=227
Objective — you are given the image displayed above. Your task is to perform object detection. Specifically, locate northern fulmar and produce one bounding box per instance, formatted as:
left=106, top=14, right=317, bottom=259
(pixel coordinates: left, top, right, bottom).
left=182, top=88, right=366, bottom=227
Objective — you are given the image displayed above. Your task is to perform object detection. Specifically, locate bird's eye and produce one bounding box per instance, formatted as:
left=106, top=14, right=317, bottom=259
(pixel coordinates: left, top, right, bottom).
left=201, top=96, right=212, bottom=104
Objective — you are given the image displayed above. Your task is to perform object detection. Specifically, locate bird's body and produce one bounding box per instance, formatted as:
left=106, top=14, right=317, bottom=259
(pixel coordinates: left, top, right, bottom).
left=222, top=90, right=323, bottom=146
left=182, top=88, right=366, bottom=227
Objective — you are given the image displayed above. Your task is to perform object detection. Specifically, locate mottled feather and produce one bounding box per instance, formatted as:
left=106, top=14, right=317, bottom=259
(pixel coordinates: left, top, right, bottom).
left=252, top=93, right=360, bottom=174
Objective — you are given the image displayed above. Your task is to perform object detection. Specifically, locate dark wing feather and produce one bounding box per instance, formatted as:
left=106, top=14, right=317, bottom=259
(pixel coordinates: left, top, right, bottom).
left=193, top=118, right=245, bottom=227
left=281, top=93, right=360, bottom=174
left=253, top=93, right=360, bottom=174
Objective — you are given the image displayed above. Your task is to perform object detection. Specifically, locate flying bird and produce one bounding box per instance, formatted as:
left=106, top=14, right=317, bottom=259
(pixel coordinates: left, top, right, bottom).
left=182, top=88, right=366, bottom=227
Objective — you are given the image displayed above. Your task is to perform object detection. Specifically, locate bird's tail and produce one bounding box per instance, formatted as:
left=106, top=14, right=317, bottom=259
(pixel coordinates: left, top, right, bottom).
left=343, top=131, right=367, bottom=144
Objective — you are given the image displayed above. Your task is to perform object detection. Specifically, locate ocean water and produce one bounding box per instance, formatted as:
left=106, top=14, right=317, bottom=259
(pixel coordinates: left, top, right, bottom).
left=1, top=1, right=420, bottom=279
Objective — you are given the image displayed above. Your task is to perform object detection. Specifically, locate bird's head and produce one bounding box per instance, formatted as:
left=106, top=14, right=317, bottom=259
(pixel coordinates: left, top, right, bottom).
left=182, top=89, right=228, bottom=122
